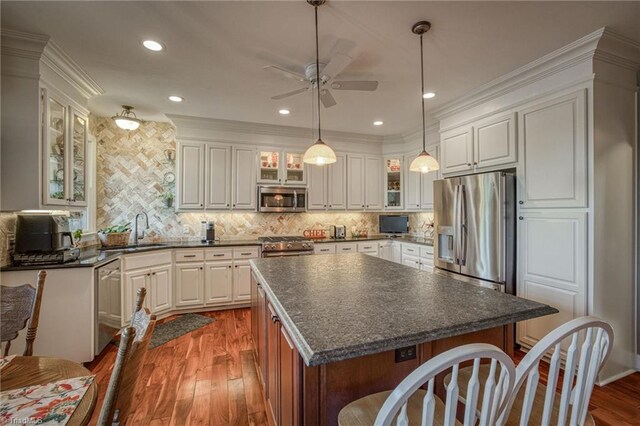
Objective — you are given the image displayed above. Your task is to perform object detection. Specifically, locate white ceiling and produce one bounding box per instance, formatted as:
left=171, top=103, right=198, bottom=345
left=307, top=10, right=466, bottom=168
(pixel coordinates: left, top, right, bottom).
left=2, top=1, right=639, bottom=136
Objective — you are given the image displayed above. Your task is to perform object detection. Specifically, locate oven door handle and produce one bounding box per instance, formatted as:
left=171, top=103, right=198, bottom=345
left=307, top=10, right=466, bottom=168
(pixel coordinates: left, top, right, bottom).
left=262, top=251, right=314, bottom=257
left=293, top=189, right=297, bottom=209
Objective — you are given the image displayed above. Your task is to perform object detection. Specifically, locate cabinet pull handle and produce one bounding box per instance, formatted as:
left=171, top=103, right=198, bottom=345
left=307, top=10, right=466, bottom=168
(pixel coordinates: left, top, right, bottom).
left=519, top=216, right=524, bottom=220
left=240, top=252, right=252, bottom=255
left=213, top=254, right=225, bottom=257
left=271, top=315, right=280, bottom=323
left=518, top=200, right=524, bottom=205
left=184, top=254, right=196, bottom=258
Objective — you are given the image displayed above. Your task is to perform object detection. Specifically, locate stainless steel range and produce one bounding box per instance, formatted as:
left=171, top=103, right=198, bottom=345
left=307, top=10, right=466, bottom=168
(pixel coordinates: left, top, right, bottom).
left=260, top=236, right=314, bottom=257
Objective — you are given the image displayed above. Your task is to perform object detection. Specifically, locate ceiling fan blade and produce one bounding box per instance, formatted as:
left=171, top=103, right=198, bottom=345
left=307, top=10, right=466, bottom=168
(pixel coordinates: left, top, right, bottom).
left=263, top=65, right=307, bottom=82
left=270, top=87, right=309, bottom=100
left=320, top=53, right=353, bottom=82
left=320, top=89, right=337, bottom=108
left=331, top=81, right=379, bottom=91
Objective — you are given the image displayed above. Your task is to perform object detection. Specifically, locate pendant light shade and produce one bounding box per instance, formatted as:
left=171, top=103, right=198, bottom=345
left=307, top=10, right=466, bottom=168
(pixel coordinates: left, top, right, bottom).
left=410, top=21, right=439, bottom=174
left=302, top=0, right=336, bottom=166
left=112, top=105, right=142, bottom=131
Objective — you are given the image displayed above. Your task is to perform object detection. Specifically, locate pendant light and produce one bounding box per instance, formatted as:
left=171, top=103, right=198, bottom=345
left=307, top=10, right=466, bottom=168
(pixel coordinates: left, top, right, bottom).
left=409, top=21, right=439, bottom=174
left=112, top=105, right=142, bottom=131
left=302, top=0, right=336, bottom=166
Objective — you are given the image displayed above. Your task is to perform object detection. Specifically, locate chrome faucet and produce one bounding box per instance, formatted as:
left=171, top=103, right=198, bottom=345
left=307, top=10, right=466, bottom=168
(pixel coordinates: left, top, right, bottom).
left=134, top=212, right=149, bottom=245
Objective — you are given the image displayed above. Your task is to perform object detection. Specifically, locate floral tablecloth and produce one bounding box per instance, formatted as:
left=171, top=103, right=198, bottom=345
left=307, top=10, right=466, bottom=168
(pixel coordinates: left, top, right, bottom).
left=0, top=375, right=94, bottom=425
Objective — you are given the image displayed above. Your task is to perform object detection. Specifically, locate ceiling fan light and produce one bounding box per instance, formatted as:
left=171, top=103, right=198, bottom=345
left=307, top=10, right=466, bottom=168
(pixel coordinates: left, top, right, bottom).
left=303, top=139, right=337, bottom=166
left=409, top=150, right=440, bottom=173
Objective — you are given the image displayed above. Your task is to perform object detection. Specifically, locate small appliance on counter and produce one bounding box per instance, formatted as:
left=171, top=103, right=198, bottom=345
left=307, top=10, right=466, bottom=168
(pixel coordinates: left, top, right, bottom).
left=201, top=221, right=216, bottom=244
left=12, top=214, right=80, bottom=266
left=333, top=225, right=346, bottom=239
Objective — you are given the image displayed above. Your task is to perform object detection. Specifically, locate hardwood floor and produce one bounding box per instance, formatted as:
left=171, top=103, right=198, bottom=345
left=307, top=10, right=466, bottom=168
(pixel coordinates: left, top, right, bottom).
left=87, top=308, right=640, bottom=425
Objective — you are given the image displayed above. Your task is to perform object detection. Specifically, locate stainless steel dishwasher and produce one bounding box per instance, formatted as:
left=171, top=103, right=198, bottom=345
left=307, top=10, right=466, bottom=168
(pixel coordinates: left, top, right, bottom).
left=95, top=258, right=122, bottom=355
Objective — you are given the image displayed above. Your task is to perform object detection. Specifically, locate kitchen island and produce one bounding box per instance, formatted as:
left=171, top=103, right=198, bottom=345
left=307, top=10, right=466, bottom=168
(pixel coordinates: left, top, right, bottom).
left=249, top=254, right=557, bottom=426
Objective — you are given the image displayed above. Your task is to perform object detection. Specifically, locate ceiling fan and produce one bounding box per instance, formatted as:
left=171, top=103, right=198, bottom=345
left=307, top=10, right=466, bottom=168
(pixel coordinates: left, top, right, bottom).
left=264, top=41, right=378, bottom=108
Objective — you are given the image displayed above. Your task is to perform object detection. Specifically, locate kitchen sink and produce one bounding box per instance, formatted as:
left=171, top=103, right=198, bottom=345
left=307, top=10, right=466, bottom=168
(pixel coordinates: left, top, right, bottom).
left=101, top=243, right=169, bottom=252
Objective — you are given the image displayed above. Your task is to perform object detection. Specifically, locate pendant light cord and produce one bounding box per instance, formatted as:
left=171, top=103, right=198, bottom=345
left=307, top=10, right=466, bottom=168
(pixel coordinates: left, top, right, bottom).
left=315, top=5, right=322, bottom=141
left=420, top=33, right=426, bottom=152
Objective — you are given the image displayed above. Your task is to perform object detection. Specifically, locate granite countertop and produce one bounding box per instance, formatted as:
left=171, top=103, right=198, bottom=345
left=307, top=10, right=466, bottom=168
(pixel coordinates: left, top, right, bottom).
left=250, top=254, right=557, bottom=366
left=314, top=234, right=433, bottom=246
left=0, top=239, right=262, bottom=272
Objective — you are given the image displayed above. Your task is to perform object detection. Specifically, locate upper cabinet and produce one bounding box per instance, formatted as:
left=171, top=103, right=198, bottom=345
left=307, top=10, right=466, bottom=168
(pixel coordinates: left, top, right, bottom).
left=441, top=112, right=517, bottom=176
left=232, top=147, right=257, bottom=210
left=42, top=88, right=88, bottom=207
left=347, top=155, right=365, bottom=210
left=384, top=156, right=403, bottom=210
left=307, top=164, right=327, bottom=210
left=308, top=153, right=347, bottom=211
left=517, top=90, right=586, bottom=208
left=404, top=145, right=439, bottom=211
left=347, top=155, right=382, bottom=210
left=206, top=145, right=231, bottom=209
left=258, top=150, right=306, bottom=185
left=177, top=142, right=205, bottom=209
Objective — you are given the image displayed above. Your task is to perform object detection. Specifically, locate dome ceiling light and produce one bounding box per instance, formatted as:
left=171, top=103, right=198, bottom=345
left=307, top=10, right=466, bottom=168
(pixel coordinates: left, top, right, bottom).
left=112, top=105, right=142, bottom=131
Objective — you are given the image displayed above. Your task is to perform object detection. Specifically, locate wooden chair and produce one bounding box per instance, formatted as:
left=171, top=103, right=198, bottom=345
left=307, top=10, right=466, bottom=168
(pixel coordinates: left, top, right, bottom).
left=446, top=317, right=614, bottom=426
left=1, top=270, right=46, bottom=356
left=97, top=288, right=157, bottom=425
left=338, top=343, right=516, bottom=426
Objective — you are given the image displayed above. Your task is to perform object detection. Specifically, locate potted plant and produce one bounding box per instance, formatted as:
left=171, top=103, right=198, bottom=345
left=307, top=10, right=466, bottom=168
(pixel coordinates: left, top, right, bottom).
left=162, top=192, right=174, bottom=208
left=73, top=229, right=83, bottom=247
left=98, top=222, right=131, bottom=247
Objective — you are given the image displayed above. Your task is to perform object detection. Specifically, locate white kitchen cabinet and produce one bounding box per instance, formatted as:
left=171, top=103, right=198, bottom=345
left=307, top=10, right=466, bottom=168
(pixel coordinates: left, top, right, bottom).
left=474, top=112, right=517, bottom=170
left=516, top=211, right=586, bottom=349
left=307, top=164, right=327, bottom=210
left=441, top=126, right=473, bottom=175
left=41, top=87, right=88, bottom=207
left=383, top=157, right=403, bottom=210
left=175, top=263, right=205, bottom=307
left=420, top=146, right=439, bottom=210
left=233, top=146, right=257, bottom=210
left=177, top=142, right=205, bottom=209
left=123, top=269, right=149, bottom=321
left=233, top=260, right=252, bottom=302
left=518, top=90, right=587, bottom=208
left=336, top=242, right=357, bottom=253
left=404, top=154, right=422, bottom=211
left=314, top=244, right=336, bottom=255
left=365, top=156, right=383, bottom=210
left=402, top=254, right=421, bottom=269
left=257, top=149, right=306, bottom=185
left=347, top=154, right=365, bottom=210
left=206, top=145, right=232, bottom=209
left=328, top=154, right=347, bottom=210
left=204, top=260, right=233, bottom=305
left=149, top=264, right=172, bottom=314
left=357, top=242, right=379, bottom=256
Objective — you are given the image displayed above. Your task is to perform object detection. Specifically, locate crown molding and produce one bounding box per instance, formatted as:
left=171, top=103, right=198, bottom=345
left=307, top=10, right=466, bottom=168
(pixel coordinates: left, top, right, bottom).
left=41, top=40, right=104, bottom=98
left=0, top=28, right=49, bottom=60
left=166, top=114, right=384, bottom=144
left=432, top=27, right=607, bottom=120
left=594, top=28, right=640, bottom=71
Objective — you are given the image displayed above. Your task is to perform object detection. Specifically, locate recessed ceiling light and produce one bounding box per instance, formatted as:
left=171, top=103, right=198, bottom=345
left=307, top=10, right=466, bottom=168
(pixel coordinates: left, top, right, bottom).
left=373, top=121, right=384, bottom=126
left=279, top=109, right=291, bottom=115
left=142, top=40, right=164, bottom=52
left=423, top=92, right=436, bottom=99
left=168, top=95, right=183, bottom=102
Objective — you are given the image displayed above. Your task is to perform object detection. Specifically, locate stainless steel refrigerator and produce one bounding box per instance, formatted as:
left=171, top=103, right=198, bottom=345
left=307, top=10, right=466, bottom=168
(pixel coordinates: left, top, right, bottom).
left=433, top=171, right=516, bottom=294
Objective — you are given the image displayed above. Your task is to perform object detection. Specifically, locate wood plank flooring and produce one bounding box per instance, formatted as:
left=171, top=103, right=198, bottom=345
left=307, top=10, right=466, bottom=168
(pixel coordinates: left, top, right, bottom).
left=87, top=308, right=640, bottom=425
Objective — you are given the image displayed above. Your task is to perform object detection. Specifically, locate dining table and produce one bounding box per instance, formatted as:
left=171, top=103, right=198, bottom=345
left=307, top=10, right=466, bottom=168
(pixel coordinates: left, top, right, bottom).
left=0, top=356, right=97, bottom=426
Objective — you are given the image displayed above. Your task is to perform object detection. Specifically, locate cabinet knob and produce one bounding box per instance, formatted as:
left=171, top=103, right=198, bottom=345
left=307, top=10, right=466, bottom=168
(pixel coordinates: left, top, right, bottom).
left=227, top=204, right=230, bottom=207
left=518, top=200, right=524, bottom=205
left=362, top=205, right=364, bottom=208
left=147, top=273, right=151, bottom=276
left=329, top=205, right=332, bottom=207
left=152, top=272, right=156, bottom=275
left=228, top=265, right=232, bottom=269
left=235, top=265, right=238, bottom=268
left=473, top=162, right=477, bottom=166
left=271, top=315, right=280, bottom=323
left=200, top=204, right=203, bottom=207
left=233, top=204, right=236, bottom=207
left=519, top=216, right=524, bottom=220
left=324, top=205, right=326, bottom=207
left=199, top=267, right=203, bottom=270
left=467, top=163, right=471, bottom=166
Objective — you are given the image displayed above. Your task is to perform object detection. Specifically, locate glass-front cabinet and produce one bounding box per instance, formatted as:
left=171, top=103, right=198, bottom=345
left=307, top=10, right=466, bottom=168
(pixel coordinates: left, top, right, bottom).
left=42, top=88, right=88, bottom=206
left=258, top=149, right=306, bottom=185
left=384, top=156, right=403, bottom=209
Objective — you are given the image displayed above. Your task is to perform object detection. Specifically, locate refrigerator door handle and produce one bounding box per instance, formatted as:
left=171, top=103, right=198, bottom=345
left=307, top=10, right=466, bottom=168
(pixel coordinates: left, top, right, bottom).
left=459, top=184, right=467, bottom=266
left=452, top=184, right=460, bottom=265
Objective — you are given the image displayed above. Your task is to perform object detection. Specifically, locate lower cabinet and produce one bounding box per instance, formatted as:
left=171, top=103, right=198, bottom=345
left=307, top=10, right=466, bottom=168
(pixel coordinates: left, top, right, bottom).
left=233, top=260, right=252, bottom=302
left=204, top=260, right=233, bottom=305
left=123, top=263, right=173, bottom=321
left=175, top=263, right=205, bottom=307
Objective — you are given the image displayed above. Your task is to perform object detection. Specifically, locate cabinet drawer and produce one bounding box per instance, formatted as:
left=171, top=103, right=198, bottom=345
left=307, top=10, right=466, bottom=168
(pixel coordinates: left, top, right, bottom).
left=420, top=246, right=434, bottom=257
left=336, top=242, right=358, bottom=253
left=357, top=242, right=378, bottom=253
left=314, top=244, right=336, bottom=255
left=175, top=250, right=204, bottom=262
left=402, top=244, right=419, bottom=256
left=401, top=254, right=421, bottom=270
left=124, top=250, right=172, bottom=270
left=233, top=247, right=260, bottom=259
left=205, top=248, right=233, bottom=261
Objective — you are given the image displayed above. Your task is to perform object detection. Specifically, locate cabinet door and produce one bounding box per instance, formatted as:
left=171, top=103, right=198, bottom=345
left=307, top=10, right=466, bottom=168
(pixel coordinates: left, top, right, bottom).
left=391, top=244, right=402, bottom=264
left=178, top=142, right=205, bottom=209
left=402, top=255, right=421, bottom=270
left=258, top=150, right=282, bottom=184
left=384, top=157, right=403, bottom=210
left=404, top=154, right=422, bottom=210
left=257, top=284, right=268, bottom=386
left=42, top=89, right=69, bottom=206
left=420, top=146, right=439, bottom=210
left=284, top=151, right=306, bottom=185
left=266, top=303, right=280, bottom=424
left=150, top=264, right=172, bottom=314
left=307, top=165, right=327, bottom=210
left=206, top=145, right=231, bottom=209
left=175, top=263, right=205, bottom=307
left=516, top=211, right=586, bottom=349
left=205, top=261, right=233, bottom=305
left=233, top=260, right=252, bottom=302
left=441, top=126, right=473, bottom=175
left=68, top=108, right=88, bottom=207
left=328, top=154, right=346, bottom=210
left=474, top=112, right=517, bottom=170
left=233, top=147, right=257, bottom=210
left=123, top=270, right=148, bottom=321
left=347, top=155, right=365, bottom=210
left=365, top=156, right=383, bottom=210
left=518, top=90, right=587, bottom=208
left=279, top=325, right=300, bottom=426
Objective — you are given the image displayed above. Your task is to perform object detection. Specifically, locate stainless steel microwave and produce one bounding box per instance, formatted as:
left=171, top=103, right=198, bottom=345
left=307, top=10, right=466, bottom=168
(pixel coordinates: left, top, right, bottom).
left=258, top=186, right=306, bottom=212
